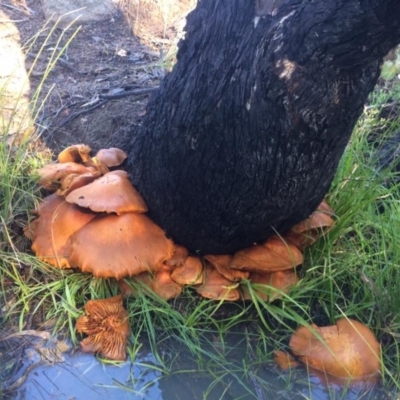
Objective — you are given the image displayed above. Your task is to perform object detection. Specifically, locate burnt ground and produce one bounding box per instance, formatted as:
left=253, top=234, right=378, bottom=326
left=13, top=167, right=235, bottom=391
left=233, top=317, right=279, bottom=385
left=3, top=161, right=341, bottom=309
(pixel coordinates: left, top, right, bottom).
left=1, top=0, right=172, bottom=154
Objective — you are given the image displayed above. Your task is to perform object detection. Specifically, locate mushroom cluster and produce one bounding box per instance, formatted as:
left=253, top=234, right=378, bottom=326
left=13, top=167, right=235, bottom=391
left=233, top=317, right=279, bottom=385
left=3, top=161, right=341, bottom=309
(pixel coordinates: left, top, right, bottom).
left=25, top=144, right=336, bottom=359
left=25, top=144, right=175, bottom=278
left=274, top=318, right=382, bottom=388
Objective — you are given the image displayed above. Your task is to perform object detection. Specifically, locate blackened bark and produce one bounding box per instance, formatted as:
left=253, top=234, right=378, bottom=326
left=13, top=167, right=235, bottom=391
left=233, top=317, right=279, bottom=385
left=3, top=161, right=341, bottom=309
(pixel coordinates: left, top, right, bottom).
left=124, top=0, right=400, bottom=254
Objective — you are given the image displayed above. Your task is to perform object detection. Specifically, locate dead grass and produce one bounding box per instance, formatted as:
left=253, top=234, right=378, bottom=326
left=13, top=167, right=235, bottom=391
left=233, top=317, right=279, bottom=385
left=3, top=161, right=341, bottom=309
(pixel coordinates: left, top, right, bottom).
left=116, top=0, right=196, bottom=47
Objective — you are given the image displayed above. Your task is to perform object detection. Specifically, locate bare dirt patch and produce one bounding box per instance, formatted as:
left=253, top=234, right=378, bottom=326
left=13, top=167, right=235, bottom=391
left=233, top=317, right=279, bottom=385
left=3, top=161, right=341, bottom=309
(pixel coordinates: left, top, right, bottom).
left=1, top=0, right=192, bottom=153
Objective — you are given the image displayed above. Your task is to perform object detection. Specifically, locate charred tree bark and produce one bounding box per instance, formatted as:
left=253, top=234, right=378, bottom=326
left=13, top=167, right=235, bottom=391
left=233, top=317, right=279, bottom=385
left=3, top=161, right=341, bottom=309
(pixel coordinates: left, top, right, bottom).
left=125, top=0, right=400, bottom=254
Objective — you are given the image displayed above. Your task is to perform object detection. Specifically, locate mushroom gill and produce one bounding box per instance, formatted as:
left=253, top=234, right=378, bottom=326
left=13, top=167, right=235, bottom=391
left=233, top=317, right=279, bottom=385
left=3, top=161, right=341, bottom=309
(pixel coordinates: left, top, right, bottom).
left=76, top=295, right=130, bottom=361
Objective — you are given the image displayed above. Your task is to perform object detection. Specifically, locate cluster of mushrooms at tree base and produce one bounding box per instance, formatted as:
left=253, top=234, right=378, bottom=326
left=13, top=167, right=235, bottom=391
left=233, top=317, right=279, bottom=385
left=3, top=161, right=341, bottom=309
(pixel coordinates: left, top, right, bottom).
left=24, top=144, right=382, bottom=387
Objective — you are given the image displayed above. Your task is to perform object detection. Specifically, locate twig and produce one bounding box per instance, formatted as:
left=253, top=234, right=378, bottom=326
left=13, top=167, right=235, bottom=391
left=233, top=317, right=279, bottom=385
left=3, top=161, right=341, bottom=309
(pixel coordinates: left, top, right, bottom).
left=98, top=86, right=158, bottom=99
left=0, top=329, right=51, bottom=342
left=51, top=99, right=109, bottom=133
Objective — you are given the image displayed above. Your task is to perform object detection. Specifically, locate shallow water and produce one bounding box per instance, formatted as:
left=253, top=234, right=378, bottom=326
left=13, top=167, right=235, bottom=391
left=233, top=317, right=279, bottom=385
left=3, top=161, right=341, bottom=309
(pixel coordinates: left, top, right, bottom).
left=8, top=333, right=390, bottom=400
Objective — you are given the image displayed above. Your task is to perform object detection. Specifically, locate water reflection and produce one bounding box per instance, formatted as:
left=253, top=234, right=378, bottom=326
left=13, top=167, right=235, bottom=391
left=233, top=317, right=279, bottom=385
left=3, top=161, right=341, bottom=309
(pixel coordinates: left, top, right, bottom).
left=11, top=334, right=391, bottom=400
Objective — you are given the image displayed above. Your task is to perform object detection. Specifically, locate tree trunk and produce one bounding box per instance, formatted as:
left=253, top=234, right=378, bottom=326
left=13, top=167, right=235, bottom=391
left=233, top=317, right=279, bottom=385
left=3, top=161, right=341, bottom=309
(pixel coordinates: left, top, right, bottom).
left=124, top=0, right=400, bottom=254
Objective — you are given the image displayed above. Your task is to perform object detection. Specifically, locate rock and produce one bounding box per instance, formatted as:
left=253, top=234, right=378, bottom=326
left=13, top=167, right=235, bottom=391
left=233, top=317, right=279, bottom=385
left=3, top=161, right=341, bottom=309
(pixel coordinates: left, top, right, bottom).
left=0, top=9, right=32, bottom=141
left=40, top=0, right=117, bottom=25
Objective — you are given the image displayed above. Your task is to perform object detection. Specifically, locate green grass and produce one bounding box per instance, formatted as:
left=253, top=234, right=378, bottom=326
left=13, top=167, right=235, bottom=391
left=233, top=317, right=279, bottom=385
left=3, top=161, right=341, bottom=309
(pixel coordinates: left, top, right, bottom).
left=2, top=43, right=400, bottom=399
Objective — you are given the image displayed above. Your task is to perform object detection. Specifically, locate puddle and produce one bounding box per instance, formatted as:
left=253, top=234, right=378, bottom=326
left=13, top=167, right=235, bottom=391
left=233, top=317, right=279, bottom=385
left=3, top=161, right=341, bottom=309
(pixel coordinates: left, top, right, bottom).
left=5, top=333, right=391, bottom=400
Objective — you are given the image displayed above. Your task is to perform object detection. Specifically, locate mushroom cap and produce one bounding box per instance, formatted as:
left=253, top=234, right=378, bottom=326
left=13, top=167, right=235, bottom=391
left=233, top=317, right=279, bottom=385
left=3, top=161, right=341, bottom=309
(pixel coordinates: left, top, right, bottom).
left=58, top=144, right=92, bottom=164
left=286, top=210, right=335, bottom=249
left=243, top=270, right=299, bottom=301
left=65, top=170, right=148, bottom=215
left=69, top=213, right=175, bottom=279
left=55, top=171, right=101, bottom=197
left=164, top=244, right=189, bottom=268
left=76, top=295, right=130, bottom=361
left=230, top=236, right=303, bottom=272
left=204, top=254, right=249, bottom=282
left=289, top=318, right=381, bottom=380
left=29, top=194, right=97, bottom=268
left=274, top=350, right=301, bottom=370
left=290, top=209, right=335, bottom=234
left=317, top=199, right=335, bottom=215
left=36, top=162, right=95, bottom=191
left=196, top=264, right=240, bottom=301
left=170, top=256, right=204, bottom=285
left=152, top=270, right=183, bottom=300
left=94, top=148, right=127, bottom=167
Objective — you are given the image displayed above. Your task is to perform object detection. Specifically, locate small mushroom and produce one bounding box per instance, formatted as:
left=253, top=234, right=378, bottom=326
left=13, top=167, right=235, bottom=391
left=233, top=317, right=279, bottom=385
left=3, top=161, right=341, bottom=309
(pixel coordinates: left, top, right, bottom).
left=317, top=199, right=335, bottom=215
left=289, top=318, right=381, bottom=380
left=274, top=350, right=301, bottom=370
left=204, top=254, right=249, bottom=282
left=171, top=256, right=204, bottom=285
left=69, top=213, right=175, bottom=279
left=55, top=171, right=101, bottom=197
left=58, top=144, right=92, bottom=164
left=36, top=162, right=95, bottom=191
left=29, top=194, right=97, bottom=268
left=286, top=208, right=334, bottom=249
left=164, top=244, right=189, bottom=268
left=76, top=295, right=130, bottom=361
left=231, top=236, right=303, bottom=272
left=152, top=269, right=183, bottom=300
left=94, top=148, right=127, bottom=167
left=243, top=270, right=299, bottom=301
left=65, top=170, right=148, bottom=215
left=196, top=264, right=241, bottom=301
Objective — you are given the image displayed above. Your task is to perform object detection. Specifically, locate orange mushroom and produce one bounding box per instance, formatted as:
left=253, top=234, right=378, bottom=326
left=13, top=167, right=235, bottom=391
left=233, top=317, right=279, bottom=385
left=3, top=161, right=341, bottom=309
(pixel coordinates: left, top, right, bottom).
left=196, top=264, right=241, bottom=301
left=36, top=162, right=95, bottom=191
left=164, top=244, right=189, bottom=268
left=231, top=236, right=303, bottom=273
left=274, top=350, right=301, bottom=369
left=76, top=295, right=130, bottom=361
left=28, top=194, right=97, bottom=268
left=243, top=270, right=299, bottom=301
left=55, top=171, right=101, bottom=197
left=170, top=256, right=204, bottom=285
left=317, top=199, right=335, bottom=215
left=152, top=269, right=183, bottom=300
left=58, top=144, right=92, bottom=164
left=204, top=254, right=249, bottom=282
left=289, top=318, right=381, bottom=381
left=69, top=213, right=175, bottom=279
left=94, top=148, right=127, bottom=168
left=65, top=170, right=148, bottom=215
left=119, top=270, right=183, bottom=300
left=286, top=208, right=334, bottom=249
